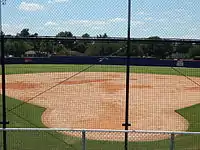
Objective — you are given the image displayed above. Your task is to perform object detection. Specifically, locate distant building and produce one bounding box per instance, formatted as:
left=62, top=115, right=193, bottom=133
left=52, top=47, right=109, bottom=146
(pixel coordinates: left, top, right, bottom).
left=24, top=51, right=50, bottom=57
left=171, top=52, right=188, bottom=59
left=24, top=50, right=36, bottom=57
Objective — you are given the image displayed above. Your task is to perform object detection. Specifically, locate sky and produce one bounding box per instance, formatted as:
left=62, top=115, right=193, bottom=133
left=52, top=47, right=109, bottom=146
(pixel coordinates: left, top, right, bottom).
left=1, top=0, right=200, bottom=38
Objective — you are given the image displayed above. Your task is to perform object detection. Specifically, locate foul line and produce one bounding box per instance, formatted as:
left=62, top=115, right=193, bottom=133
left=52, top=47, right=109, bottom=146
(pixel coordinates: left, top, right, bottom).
left=171, top=67, right=200, bottom=87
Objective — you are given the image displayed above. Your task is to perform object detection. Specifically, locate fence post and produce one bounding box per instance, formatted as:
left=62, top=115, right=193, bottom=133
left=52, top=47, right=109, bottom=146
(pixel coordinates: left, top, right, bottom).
left=82, top=130, right=86, bottom=150
left=123, top=0, right=132, bottom=149
left=1, top=35, right=9, bottom=150
left=170, top=133, right=175, bottom=150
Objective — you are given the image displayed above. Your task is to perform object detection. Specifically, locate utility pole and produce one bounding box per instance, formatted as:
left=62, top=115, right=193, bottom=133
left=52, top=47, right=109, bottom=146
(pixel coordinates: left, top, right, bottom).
left=0, top=1, right=9, bottom=150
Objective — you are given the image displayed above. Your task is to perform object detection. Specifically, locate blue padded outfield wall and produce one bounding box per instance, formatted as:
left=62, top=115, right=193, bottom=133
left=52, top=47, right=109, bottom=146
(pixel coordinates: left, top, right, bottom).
left=3, top=56, right=200, bottom=68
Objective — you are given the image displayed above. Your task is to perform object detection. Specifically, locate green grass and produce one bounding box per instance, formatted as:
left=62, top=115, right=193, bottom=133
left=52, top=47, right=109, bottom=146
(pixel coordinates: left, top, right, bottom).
left=0, top=64, right=199, bottom=149
left=2, top=64, right=200, bottom=77
left=0, top=97, right=82, bottom=150
left=1, top=98, right=200, bottom=150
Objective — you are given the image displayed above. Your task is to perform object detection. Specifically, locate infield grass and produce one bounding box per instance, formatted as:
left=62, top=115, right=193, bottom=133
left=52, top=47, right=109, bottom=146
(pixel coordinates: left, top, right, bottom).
left=0, top=64, right=199, bottom=150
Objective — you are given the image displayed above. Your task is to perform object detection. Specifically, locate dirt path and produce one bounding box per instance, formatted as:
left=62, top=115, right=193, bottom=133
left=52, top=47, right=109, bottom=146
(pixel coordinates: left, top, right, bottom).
left=0, top=72, right=200, bottom=141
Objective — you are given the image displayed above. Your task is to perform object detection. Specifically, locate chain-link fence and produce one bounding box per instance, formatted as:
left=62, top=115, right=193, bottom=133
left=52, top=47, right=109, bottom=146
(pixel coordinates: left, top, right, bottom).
left=1, top=0, right=200, bottom=150
left=1, top=37, right=200, bottom=150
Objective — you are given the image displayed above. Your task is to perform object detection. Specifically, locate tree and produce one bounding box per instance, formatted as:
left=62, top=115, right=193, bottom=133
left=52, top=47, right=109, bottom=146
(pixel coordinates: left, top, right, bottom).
left=84, top=43, right=102, bottom=56
left=97, top=33, right=108, bottom=38
left=56, top=31, right=73, bottom=37
left=54, top=44, right=69, bottom=55
left=84, top=42, right=125, bottom=56
left=100, top=42, right=125, bottom=56
left=102, top=33, right=108, bottom=38
left=11, top=41, right=33, bottom=57
left=4, top=39, right=33, bottom=57
left=130, top=43, right=143, bottom=57
left=72, top=43, right=87, bottom=53
left=82, top=33, right=90, bottom=38
left=17, top=28, right=30, bottom=37
left=39, top=40, right=54, bottom=54
left=30, top=33, right=38, bottom=37
left=1, top=31, right=5, bottom=36
left=145, top=36, right=173, bottom=59
left=32, top=39, right=41, bottom=52
left=4, top=39, right=12, bottom=56
left=189, top=45, right=200, bottom=58
left=56, top=31, right=74, bottom=49
left=81, top=33, right=90, bottom=46
left=175, top=43, right=192, bottom=54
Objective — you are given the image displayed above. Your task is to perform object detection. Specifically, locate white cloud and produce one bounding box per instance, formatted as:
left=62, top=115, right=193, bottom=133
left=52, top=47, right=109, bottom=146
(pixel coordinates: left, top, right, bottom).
left=145, top=17, right=153, bottom=21
left=174, top=18, right=186, bottom=24
left=175, top=8, right=185, bottom=13
left=108, top=18, right=126, bottom=23
left=42, top=17, right=144, bottom=35
left=180, top=34, right=199, bottom=39
left=19, top=2, right=44, bottom=11
left=55, top=0, right=68, bottom=2
left=92, top=26, right=103, bottom=30
left=155, top=18, right=167, bottom=22
left=3, top=24, right=27, bottom=35
left=135, top=11, right=150, bottom=16
left=40, top=18, right=128, bottom=36
left=66, top=18, right=126, bottom=27
left=131, top=20, right=145, bottom=26
left=67, top=19, right=106, bottom=26
left=45, top=21, right=58, bottom=26
left=48, top=0, right=69, bottom=4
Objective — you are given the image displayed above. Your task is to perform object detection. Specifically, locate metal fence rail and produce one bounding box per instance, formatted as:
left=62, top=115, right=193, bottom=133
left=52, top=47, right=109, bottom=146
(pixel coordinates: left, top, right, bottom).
left=0, top=128, right=200, bottom=150
left=2, top=128, right=200, bottom=134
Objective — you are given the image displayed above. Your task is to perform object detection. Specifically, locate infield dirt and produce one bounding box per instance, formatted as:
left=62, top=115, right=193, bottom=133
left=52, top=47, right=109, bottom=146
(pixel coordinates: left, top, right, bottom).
left=1, top=72, right=200, bottom=141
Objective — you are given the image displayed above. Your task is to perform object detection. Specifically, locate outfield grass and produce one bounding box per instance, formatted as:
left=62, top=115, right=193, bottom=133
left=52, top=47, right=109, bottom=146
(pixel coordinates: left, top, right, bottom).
left=2, top=64, right=200, bottom=77
left=0, top=64, right=200, bottom=150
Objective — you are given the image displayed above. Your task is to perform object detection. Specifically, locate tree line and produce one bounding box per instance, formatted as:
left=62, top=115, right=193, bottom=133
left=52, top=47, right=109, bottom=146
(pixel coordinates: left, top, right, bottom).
left=2, top=28, right=200, bottom=59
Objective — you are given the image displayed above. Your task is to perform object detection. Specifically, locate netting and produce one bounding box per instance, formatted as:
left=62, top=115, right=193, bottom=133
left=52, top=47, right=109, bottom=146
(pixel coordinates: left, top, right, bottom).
left=1, top=0, right=200, bottom=150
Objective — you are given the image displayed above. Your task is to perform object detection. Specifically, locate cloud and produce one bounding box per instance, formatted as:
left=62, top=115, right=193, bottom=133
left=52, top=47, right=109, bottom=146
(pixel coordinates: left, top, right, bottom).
left=108, top=18, right=126, bottom=23
left=19, top=2, right=44, bottom=11
left=3, top=24, right=27, bottom=35
left=45, top=21, right=58, bottom=26
left=67, top=19, right=106, bottom=26
left=131, top=20, right=145, bottom=26
left=145, top=17, right=153, bottom=21
left=63, top=18, right=126, bottom=27
left=48, top=0, right=69, bottom=4
left=174, top=18, right=187, bottom=24
left=175, top=8, right=185, bottom=13
left=55, top=0, right=69, bottom=2
left=155, top=18, right=167, bottom=22
left=41, top=18, right=128, bottom=35
left=135, top=11, right=150, bottom=16
left=180, top=34, right=199, bottom=39
left=43, top=17, right=144, bottom=35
